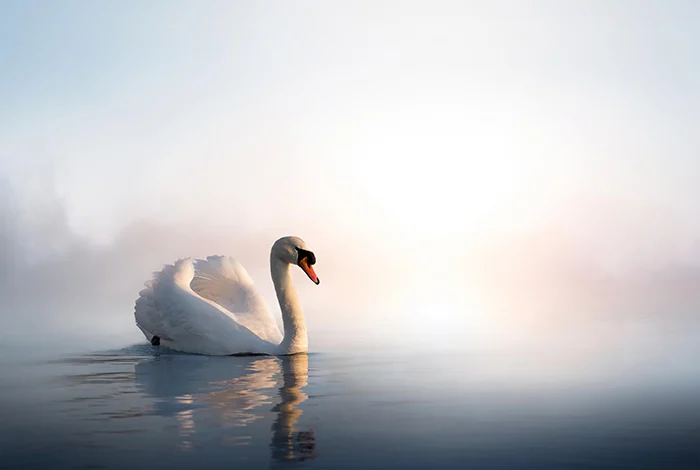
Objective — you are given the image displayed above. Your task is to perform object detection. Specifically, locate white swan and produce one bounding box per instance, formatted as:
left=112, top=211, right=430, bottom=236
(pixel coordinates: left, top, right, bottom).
left=133, top=236, right=320, bottom=356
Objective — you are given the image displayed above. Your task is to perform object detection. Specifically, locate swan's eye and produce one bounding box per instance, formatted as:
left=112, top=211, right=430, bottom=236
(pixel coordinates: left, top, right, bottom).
left=296, top=248, right=316, bottom=266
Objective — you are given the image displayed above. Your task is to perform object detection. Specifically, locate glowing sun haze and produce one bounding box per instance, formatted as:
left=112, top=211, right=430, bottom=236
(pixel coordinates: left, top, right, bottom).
left=1, top=1, right=699, bottom=353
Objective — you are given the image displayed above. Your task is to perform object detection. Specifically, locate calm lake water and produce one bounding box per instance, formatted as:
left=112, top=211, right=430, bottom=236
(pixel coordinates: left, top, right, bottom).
left=1, top=343, right=698, bottom=470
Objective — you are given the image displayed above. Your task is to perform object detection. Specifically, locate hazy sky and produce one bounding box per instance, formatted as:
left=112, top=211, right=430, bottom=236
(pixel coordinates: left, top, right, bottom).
left=1, top=1, right=699, bottom=353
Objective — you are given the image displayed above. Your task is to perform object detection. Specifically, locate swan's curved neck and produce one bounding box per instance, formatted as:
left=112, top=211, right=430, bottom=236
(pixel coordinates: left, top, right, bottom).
left=270, top=257, right=308, bottom=354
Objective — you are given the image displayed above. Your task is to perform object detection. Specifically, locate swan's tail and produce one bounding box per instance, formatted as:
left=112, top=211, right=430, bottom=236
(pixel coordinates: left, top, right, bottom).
left=134, top=258, right=194, bottom=344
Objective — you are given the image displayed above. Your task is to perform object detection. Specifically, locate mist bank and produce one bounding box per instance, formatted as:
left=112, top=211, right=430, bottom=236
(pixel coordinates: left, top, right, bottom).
left=1, top=185, right=698, bottom=355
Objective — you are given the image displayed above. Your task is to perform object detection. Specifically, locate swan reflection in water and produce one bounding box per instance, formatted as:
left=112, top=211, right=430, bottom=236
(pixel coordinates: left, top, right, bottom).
left=134, top=353, right=315, bottom=462
left=270, top=354, right=315, bottom=461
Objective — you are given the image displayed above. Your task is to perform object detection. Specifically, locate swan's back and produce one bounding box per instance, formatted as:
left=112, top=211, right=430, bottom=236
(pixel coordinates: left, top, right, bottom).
left=134, top=256, right=283, bottom=355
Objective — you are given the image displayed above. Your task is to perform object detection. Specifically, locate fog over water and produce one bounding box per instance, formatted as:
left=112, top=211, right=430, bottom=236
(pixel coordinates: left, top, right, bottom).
left=2, top=178, right=699, bottom=362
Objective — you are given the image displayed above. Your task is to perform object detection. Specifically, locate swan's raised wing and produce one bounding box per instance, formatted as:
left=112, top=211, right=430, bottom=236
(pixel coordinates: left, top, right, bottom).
left=135, top=258, right=282, bottom=354
left=190, top=256, right=283, bottom=344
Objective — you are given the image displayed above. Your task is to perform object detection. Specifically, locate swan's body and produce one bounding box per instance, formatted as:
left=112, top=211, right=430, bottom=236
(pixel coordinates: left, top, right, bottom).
left=134, top=236, right=320, bottom=356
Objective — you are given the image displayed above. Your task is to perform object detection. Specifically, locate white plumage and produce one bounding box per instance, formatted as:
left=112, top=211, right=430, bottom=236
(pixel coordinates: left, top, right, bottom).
left=134, top=236, right=319, bottom=355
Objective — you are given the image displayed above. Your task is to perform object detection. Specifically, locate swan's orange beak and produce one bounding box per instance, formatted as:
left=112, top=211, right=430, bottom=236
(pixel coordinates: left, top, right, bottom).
left=299, top=258, right=320, bottom=285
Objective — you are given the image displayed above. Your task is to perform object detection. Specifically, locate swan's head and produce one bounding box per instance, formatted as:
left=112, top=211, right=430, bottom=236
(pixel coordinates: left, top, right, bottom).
left=271, top=236, right=320, bottom=285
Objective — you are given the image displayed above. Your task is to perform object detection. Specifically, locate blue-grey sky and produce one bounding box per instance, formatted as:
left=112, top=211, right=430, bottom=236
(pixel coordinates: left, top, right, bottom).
left=1, top=1, right=699, bottom=352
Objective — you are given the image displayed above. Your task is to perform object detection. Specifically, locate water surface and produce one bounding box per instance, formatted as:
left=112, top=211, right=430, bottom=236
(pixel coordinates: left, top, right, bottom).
left=1, top=344, right=698, bottom=469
